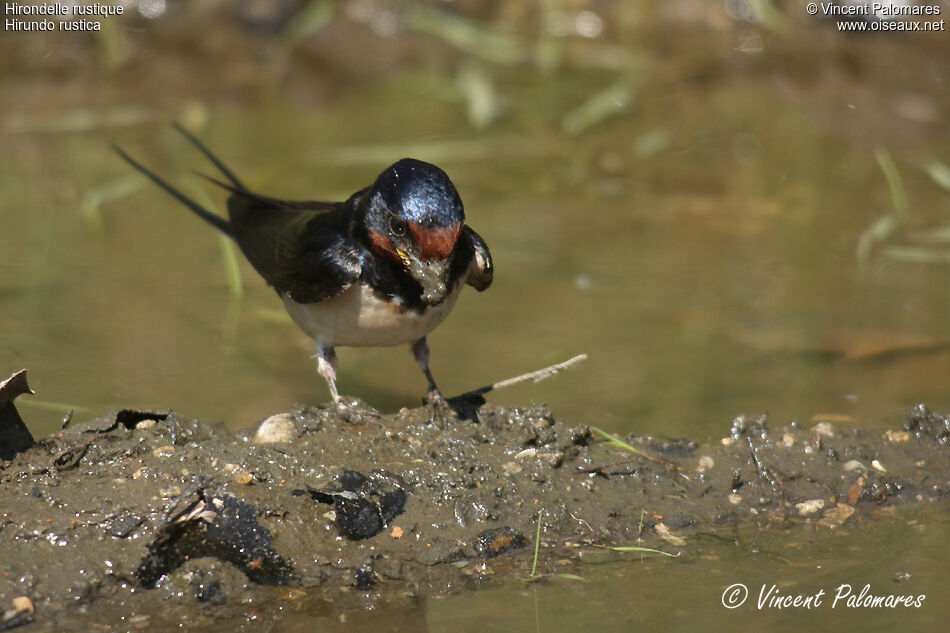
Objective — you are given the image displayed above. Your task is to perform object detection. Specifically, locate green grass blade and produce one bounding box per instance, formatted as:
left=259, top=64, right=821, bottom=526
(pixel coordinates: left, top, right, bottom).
left=562, top=78, right=635, bottom=135
left=908, top=225, right=950, bottom=243
left=457, top=61, right=498, bottom=129
left=403, top=6, right=526, bottom=65
left=747, top=0, right=789, bottom=35
left=609, top=545, right=679, bottom=557
left=277, top=0, right=335, bottom=53
left=856, top=214, right=899, bottom=270
left=926, top=161, right=950, bottom=193
left=182, top=180, right=244, bottom=299
left=217, top=234, right=244, bottom=300
left=80, top=174, right=143, bottom=229
left=590, top=425, right=643, bottom=456
left=874, top=148, right=908, bottom=220
left=883, top=245, right=950, bottom=264
left=530, top=509, right=543, bottom=578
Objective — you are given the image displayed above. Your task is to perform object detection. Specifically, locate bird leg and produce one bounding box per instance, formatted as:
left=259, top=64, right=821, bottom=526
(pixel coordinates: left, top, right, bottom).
left=411, top=337, right=449, bottom=422
left=315, top=343, right=340, bottom=403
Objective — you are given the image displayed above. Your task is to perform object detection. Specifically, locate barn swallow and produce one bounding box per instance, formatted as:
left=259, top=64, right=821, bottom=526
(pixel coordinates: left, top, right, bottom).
left=113, top=125, right=493, bottom=417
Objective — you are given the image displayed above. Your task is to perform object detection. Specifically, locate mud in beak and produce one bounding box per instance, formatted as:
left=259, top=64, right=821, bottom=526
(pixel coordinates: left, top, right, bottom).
left=397, top=248, right=449, bottom=305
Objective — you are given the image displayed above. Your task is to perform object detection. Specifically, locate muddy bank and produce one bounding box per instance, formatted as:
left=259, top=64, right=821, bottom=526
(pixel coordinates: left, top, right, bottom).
left=1, top=375, right=949, bottom=630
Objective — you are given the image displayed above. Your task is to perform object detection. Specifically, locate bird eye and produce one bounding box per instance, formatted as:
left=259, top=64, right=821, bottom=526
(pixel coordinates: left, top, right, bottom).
left=390, top=217, right=408, bottom=237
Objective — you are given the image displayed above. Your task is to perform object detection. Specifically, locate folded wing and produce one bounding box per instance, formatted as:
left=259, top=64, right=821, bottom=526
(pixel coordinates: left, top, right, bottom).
left=462, top=226, right=493, bottom=291
left=222, top=185, right=362, bottom=304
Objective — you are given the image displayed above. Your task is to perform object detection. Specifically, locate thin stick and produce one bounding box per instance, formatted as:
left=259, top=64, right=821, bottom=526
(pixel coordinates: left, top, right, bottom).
left=493, top=353, right=588, bottom=390
left=455, top=354, right=588, bottom=399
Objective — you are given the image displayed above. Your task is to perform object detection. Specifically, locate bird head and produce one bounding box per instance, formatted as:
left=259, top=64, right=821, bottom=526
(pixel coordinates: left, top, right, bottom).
left=361, top=158, right=464, bottom=305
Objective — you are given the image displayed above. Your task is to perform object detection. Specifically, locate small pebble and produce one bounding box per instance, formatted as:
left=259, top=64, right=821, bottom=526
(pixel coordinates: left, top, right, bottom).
left=796, top=499, right=825, bottom=515
left=502, top=462, right=522, bottom=476
left=871, top=459, right=887, bottom=473
left=810, top=414, right=854, bottom=424
left=810, top=422, right=837, bottom=438
left=152, top=445, right=175, bottom=458
left=130, top=614, right=150, bottom=629
left=12, top=597, right=33, bottom=615
left=697, top=455, right=714, bottom=472
left=232, top=472, right=254, bottom=485
left=883, top=430, right=912, bottom=443
left=842, top=460, right=866, bottom=472
left=253, top=413, right=295, bottom=444
left=847, top=479, right=865, bottom=506
left=728, top=493, right=742, bottom=506
left=817, top=503, right=855, bottom=529
left=653, top=522, right=686, bottom=546
left=515, top=448, right=537, bottom=460
left=473, top=527, right=527, bottom=558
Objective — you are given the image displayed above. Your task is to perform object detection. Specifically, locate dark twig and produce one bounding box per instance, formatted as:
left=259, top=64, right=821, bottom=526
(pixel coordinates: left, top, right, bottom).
left=746, top=436, right=782, bottom=491
left=454, top=354, right=588, bottom=399
left=745, top=437, right=789, bottom=514
left=574, top=455, right=687, bottom=478
left=446, top=354, right=588, bottom=422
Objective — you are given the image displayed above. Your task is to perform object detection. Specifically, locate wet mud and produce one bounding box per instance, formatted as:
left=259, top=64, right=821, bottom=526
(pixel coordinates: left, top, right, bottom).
left=1, top=376, right=949, bottom=631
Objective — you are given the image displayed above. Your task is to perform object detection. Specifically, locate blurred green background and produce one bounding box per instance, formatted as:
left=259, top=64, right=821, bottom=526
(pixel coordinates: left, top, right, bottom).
left=2, top=1, right=949, bottom=442
left=2, top=1, right=950, bottom=631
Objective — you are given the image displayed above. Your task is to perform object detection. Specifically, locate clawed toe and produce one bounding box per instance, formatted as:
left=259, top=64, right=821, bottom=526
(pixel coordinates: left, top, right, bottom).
left=330, top=395, right=363, bottom=409
left=426, top=389, right=452, bottom=427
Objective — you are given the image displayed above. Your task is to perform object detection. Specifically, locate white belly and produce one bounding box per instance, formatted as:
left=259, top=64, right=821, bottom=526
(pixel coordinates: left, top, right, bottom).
left=281, top=282, right=464, bottom=347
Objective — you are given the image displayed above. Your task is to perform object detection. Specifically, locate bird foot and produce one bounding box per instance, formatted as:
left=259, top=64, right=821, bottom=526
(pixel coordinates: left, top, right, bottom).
left=426, top=388, right=452, bottom=427
left=330, top=395, right=363, bottom=409
left=325, top=395, right=383, bottom=425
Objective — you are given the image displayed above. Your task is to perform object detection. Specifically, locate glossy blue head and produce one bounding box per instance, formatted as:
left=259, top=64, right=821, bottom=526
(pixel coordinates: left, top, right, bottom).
left=373, top=158, right=464, bottom=229
left=362, top=159, right=465, bottom=304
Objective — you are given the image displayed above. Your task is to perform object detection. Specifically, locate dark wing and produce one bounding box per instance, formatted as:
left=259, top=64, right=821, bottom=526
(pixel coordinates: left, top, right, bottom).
left=461, top=226, right=493, bottom=291
left=168, top=125, right=362, bottom=302
left=220, top=182, right=362, bottom=304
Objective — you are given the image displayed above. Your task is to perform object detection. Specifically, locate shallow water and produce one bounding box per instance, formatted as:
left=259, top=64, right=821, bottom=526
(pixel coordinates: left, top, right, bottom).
left=1, top=2, right=949, bottom=631
left=423, top=507, right=950, bottom=633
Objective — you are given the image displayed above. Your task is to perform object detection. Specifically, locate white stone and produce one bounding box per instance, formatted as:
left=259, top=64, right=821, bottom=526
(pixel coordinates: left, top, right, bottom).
left=254, top=413, right=296, bottom=444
